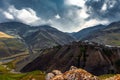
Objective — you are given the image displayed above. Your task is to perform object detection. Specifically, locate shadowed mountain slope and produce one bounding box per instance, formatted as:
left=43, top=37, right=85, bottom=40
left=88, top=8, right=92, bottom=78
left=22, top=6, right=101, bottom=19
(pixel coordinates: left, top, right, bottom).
left=21, top=41, right=120, bottom=75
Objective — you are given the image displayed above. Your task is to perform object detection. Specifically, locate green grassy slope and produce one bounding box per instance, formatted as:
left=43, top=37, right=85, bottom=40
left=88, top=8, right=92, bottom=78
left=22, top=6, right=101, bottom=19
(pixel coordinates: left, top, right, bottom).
left=0, top=63, right=45, bottom=80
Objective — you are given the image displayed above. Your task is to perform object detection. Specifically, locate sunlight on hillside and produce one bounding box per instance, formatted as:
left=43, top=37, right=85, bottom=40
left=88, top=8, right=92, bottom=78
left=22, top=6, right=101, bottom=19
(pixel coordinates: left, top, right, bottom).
left=0, top=32, right=14, bottom=38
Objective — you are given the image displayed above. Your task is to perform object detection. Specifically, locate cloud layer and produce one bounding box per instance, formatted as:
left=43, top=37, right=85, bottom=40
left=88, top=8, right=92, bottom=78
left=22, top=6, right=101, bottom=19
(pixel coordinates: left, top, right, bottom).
left=0, top=0, right=120, bottom=32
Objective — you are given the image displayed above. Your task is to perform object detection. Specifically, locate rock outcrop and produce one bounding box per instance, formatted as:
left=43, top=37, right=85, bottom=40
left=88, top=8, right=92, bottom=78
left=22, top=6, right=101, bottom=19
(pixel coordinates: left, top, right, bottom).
left=46, top=66, right=99, bottom=80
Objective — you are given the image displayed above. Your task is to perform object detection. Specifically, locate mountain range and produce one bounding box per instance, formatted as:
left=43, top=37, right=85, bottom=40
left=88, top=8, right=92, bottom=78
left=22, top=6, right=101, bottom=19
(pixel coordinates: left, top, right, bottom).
left=0, top=22, right=75, bottom=58
left=72, top=21, right=120, bottom=46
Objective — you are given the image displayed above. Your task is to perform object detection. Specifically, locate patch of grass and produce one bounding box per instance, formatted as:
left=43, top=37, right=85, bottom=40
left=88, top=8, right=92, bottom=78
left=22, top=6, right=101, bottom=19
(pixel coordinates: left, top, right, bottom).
left=21, top=71, right=45, bottom=80
left=111, top=41, right=120, bottom=46
left=0, top=65, right=9, bottom=73
left=0, top=70, right=45, bottom=80
left=4, top=61, right=15, bottom=70
left=98, top=74, right=115, bottom=80
left=0, top=59, right=45, bottom=80
left=0, top=73, right=25, bottom=80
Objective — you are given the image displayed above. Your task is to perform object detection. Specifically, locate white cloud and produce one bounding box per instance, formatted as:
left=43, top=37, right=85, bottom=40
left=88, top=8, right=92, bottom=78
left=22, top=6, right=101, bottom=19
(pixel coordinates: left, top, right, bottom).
left=3, top=11, right=14, bottom=20
left=55, top=14, right=61, bottom=19
left=77, top=19, right=109, bottom=31
left=0, top=5, right=47, bottom=26
left=0, top=0, right=117, bottom=32
left=65, top=0, right=85, bottom=7
left=101, top=3, right=107, bottom=11
left=78, top=7, right=89, bottom=19
left=8, top=6, right=41, bottom=25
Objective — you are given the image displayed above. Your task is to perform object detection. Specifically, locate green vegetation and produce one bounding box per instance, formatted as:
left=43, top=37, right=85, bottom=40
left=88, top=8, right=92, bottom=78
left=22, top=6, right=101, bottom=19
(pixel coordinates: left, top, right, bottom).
left=0, top=73, right=25, bottom=80
left=0, top=63, right=117, bottom=80
left=98, top=74, right=115, bottom=80
left=0, top=64, right=45, bottom=80
left=4, top=61, right=16, bottom=70
left=21, top=71, right=45, bottom=80
left=0, top=65, right=10, bottom=73
left=0, top=58, right=45, bottom=80
left=0, top=71, right=45, bottom=80
left=111, top=40, right=120, bottom=46
left=104, top=34, right=120, bottom=46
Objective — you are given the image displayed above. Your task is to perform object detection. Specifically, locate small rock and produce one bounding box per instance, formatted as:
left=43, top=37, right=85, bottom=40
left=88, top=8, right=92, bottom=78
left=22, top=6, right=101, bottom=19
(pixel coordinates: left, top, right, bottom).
left=52, top=70, right=62, bottom=75
left=31, top=78, right=36, bottom=80
left=70, top=66, right=78, bottom=70
left=46, top=73, right=55, bottom=80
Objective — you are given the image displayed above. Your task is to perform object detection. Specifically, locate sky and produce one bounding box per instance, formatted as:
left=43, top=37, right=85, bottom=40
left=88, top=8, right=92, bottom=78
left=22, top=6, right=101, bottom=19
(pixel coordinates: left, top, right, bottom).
left=0, top=0, right=120, bottom=32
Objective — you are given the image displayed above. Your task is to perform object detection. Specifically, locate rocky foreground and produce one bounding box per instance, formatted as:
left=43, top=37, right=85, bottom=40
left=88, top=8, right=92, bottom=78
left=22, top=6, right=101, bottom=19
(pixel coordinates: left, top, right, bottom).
left=46, top=66, right=120, bottom=80
left=46, top=66, right=99, bottom=80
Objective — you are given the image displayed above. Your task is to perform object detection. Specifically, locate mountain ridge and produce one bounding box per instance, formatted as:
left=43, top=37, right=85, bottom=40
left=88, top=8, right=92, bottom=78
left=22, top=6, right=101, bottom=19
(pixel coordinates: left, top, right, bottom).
left=0, top=22, right=75, bottom=53
left=20, top=41, right=120, bottom=75
left=72, top=21, right=120, bottom=46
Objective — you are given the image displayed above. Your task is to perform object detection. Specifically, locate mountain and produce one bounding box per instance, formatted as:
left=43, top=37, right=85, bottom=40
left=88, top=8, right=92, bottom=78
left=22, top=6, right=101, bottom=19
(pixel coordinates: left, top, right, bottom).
left=0, top=22, right=39, bottom=38
left=25, top=25, right=75, bottom=50
left=0, top=22, right=75, bottom=52
left=20, top=41, right=120, bottom=75
left=73, top=21, right=120, bottom=46
left=82, top=21, right=120, bottom=46
left=0, top=31, right=27, bottom=58
left=72, top=24, right=106, bottom=40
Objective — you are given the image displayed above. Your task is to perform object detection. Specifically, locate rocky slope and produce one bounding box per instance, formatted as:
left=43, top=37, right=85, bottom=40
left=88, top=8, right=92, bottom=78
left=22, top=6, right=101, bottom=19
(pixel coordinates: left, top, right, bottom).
left=73, top=21, right=120, bottom=46
left=25, top=25, right=75, bottom=50
left=21, top=41, right=120, bottom=75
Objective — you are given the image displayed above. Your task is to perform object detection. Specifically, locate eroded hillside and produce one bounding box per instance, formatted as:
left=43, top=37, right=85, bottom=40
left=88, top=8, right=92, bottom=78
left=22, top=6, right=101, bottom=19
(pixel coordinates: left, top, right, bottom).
left=21, top=41, right=120, bottom=76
